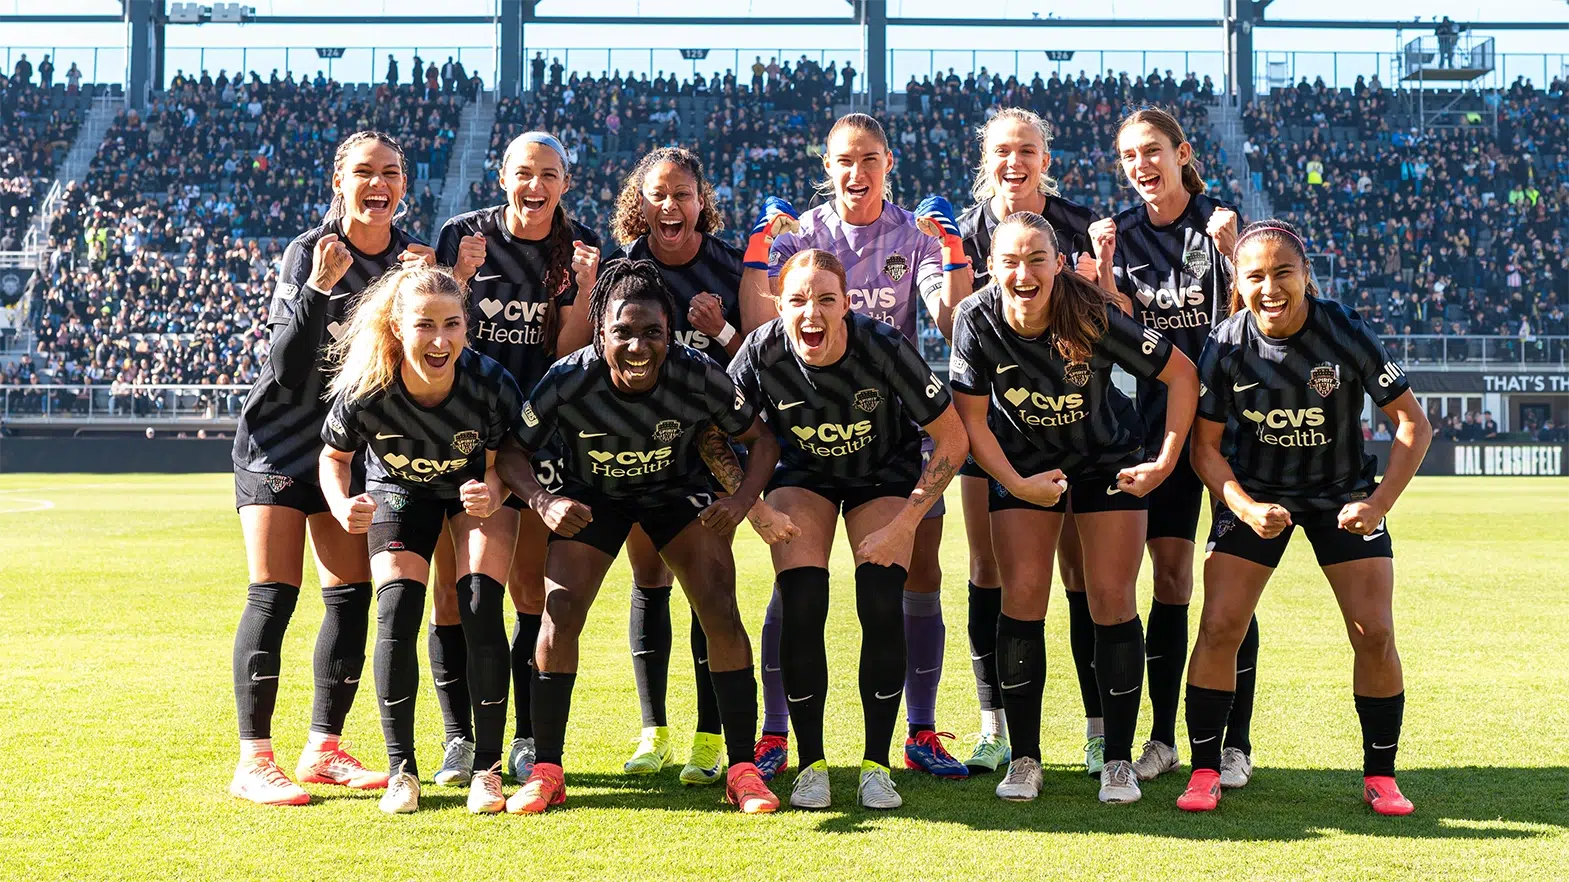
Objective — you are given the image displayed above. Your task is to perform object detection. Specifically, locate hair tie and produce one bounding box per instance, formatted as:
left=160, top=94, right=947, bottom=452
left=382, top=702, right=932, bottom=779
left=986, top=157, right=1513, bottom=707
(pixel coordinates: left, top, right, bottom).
left=1234, top=225, right=1305, bottom=256
left=507, top=131, right=570, bottom=170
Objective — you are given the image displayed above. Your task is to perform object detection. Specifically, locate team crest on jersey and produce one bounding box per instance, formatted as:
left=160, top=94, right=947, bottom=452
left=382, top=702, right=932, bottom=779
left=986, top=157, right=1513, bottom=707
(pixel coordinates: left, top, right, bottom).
left=1063, top=362, right=1091, bottom=387
left=853, top=388, right=882, bottom=413
left=451, top=430, right=480, bottom=456
left=264, top=475, right=294, bottom=493
left=883, top=253, right=909, bottom=282
left=652, top=419, right=684, bottom=443
left=386, top=492, right=409, bottom=512
left=1308, top=363, right=1341, bottom=398
left=1182, top=246, right=1211, bottom=278
left=1214, top=508, right=1237, bottom=537
left=522, top=402, right=539, bottom=427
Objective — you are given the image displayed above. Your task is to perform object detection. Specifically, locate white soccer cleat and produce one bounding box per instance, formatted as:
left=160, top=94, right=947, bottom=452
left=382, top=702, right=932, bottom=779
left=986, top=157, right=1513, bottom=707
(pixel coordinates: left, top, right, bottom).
left=995, top=757, right=1044, bottom=802
left=379, top=763, right=421, bottom=814
left=789, top=760, right=832, bottom=810
left=1099, top=759, right=1142, bottom=804
left=434, top=736, right=475, bottom=786
left=1132, top=740, right=1179, bottom=781
left=857, top=763, right=902, bottom=810
left=229, top=756, right=310, bottom=806
left=467, top=762, right=506, bottom=814
left=1219, top=747, right=1254, bottom=789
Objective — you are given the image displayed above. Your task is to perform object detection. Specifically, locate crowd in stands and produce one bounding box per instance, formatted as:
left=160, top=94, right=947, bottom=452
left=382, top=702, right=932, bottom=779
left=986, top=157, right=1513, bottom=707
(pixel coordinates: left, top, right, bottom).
left=0, top=70, right=84, bottom=258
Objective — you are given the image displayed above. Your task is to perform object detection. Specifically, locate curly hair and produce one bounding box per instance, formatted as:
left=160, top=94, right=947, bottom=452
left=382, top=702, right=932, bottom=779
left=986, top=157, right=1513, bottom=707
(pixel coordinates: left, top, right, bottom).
left=610, top=147, right=724, bottom=246
left=586, top=258, right=679, bottom=357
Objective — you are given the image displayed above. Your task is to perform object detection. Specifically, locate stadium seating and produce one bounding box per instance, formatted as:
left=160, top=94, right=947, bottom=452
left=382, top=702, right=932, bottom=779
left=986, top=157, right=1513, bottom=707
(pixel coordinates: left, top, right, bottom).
left=0, top=75, right=85, bottom=257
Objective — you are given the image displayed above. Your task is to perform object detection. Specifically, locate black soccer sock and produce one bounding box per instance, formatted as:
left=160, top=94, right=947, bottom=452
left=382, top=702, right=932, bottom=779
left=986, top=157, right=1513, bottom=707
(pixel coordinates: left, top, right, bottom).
left=1145, top=599, right=1189, bottom=746
left=778, top=566, right=830, bottom=766
left=511, top=611, right=542, bottom=739
left=691, top=610, right=722, bottom=735
left=855, top=563, right=907, bottom=768
left=1354, top=691, right=1405, bottom=777
left=967, top=583, right=1004, bottom=712
left=233, top=581, right=299, bottom=741
left=1224, top=615, right=1260, bottom=754
left=995, top=613, right=1047, bottom=762
left=1185, top=683, right=1235, bottom=772
left=709, top=666, right=759, bottom=767
left=456, top=573, right=509, bottom=770
left=530, top=670, right=577, bottom=766
left=374, top=578, right=426, bottom=777
left=310, top=581, right=370, bottom=737
left=1094, top=617, right=1145, bottom=764
left=628, top=584, right=673, bottom=729
left=428, top=623, right=473, bottom=741
left=1065, top=590, right=1102, bottom=719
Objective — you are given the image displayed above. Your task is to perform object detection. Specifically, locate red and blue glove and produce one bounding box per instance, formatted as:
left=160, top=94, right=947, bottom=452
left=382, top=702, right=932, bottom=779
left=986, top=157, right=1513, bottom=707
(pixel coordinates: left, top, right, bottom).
left=742, top=196, right=800, bottom=269
left=915, top=195, right=968, bottom=272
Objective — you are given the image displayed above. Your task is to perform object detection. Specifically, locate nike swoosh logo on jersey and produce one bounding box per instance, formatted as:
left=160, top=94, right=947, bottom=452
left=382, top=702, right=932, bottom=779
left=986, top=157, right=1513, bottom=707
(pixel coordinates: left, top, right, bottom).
left=1109, top=686, right=1139, bottom=696
left=328, top=290, right=354, bottom=300
left=376, top=432, right=403, bottom=440
left=579, top=431, right=606, bottom=438
left=474, top=272, right=503, bottom=282
left=996, top=364, right=1019, bottom=374
left=915, top=666, right=940, bottom=675
left=383, top=696, right=410, bottom=706
left=1128, top=263, right=1151, bottom=273
left=776, top=400, right=805, bottom=410
left=1107, top=486, right=1122, bottom=495
left=1233, top=382, right=1261, bottom=392
left=874, top=690, right=901, bottom=700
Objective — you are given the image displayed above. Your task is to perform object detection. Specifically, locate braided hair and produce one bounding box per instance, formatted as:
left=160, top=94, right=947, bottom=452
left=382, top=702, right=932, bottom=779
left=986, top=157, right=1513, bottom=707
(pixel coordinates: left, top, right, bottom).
left=324, top=130, right=409, bottom=225
left=586, top=258, right=679, bottom=357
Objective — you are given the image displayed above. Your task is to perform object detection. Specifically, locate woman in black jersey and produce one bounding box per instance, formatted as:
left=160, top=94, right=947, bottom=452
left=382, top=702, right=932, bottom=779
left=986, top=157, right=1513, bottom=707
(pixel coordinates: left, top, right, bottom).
left=428, top=131, right=601, bottom=787
left=954, top=106, right=1111, bottom=776
left=320, top=265, right=523, bottom=816
left=1089, top=106, right=1250, bottom=786
left=496, top=259, right=786, bottom=816
left=1177, top=220, right=1429, bottom=816
left=608, top=146, right=752, bottom=783
left=730, top=248, right=967, bottom=812
left=949, top=211, right=1197, bottom=806
left=228, top=130, right=433, bottom=806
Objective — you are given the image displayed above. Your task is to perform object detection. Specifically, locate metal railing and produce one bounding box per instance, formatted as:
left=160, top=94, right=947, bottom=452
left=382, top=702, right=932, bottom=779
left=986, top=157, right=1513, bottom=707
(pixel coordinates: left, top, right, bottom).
left=1, top=384, right=251, bottom=421
left=1381, top=335, right=1569, bottom=368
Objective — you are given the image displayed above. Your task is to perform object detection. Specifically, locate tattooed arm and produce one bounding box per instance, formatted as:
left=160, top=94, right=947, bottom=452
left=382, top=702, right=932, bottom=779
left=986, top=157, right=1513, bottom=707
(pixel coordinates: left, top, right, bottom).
left=698, top=423, right=799, bottom=545
left=854, top=404, right=968, bottom=567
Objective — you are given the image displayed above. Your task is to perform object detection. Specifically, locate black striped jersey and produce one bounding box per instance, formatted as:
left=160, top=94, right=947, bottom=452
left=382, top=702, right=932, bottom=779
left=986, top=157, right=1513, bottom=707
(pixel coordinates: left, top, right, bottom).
left=512, top=345, right=756, bottom=503
left=949, top=286, right=1173, bottom=478
left=321, top=348, right=523, bottom=499
left=232, top=221, right=417, bottom=478
left=616, top=234, right=744, bottom=365
left=1111, top=193, right=1240, bottom=441
left=729, top=312, right=951, bottom=487
left=435, top=205, right=600, bottom=392
left=1196, top=297, right=1411, bottom=513
left=959, top=195, right=1098, bottom=291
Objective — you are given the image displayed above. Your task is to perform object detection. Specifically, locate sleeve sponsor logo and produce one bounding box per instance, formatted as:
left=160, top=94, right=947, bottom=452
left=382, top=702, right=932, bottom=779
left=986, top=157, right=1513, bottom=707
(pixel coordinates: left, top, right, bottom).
left=274, top=282, right=299, bottom=302
left=1376, top=362, right=1406, bottom=388
left=949, top=353, right=970, bottom=375
left=734, top=387, right=747, bottom=412
left=327, top=413, right=346, bottom=435
left=522, top=402, right=539, bottom=427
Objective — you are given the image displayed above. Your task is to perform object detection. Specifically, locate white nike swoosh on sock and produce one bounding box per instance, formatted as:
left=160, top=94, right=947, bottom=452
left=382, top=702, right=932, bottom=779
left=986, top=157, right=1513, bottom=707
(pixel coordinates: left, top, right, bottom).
left=435, top=678, right=460, bottom=686
left=632, top=650, right=656, bottom=656
left=874, top=690, right=901, bottom=700
left=970, top=652, right=993, bottom=661
left=1109, top=686, right=1139, bottom=696
left=344, top=676, right=360, bottom=684
left=1193, top=735, right=1217, bottom=744
left=1372, top=742, right=1398, bottom=750
left=1145, top=655, right=1164, bottom=661
left=764, top=665, right=781, bottom=672
left=696, top=658, right=709, bottom=665
left=480, top=698, right=504, bottom=706
left=787, top=694, right=815, bottom=703
left=251, top=673, right=278, bottom=681
left=915, top=666, right=940, bottom=675
left=383, top=696, right=411, bottom=706
left=1001, top=681, right=1031, bottom=690
left=1235, top=667, right=1254, bottom=674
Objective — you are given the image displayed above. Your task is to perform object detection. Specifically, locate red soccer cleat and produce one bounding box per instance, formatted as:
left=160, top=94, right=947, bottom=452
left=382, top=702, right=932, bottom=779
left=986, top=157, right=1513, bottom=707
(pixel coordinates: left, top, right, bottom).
left=507, top=762, right=566, bottom=814
left=1176, top=768, right=1222, bottom=812
left=725, top=762, right=780, bottom=814
left=1363, top=775, right=1414, bottom=816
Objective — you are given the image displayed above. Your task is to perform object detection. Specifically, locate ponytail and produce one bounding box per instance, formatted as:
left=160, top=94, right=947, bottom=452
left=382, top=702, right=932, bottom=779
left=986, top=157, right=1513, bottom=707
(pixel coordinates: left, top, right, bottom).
left=992, top=211, right=1108, bottom=363
left=324, top=130, right=410, bottom=226
left=1116, top=107, right=1206, bottom=196
left=540, top=203, right=575, bottom=359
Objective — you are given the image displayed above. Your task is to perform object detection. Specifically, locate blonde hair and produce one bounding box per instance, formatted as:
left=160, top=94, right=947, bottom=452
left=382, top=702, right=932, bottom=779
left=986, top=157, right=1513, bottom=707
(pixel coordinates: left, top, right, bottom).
left=325, top=265, right=467, bottom=403
left=970, top=107, right=1061, bottom=203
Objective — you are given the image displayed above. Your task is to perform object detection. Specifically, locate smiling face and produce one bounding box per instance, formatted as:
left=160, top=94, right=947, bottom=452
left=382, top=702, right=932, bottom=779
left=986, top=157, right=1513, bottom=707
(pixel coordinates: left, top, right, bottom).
left=393, top=287, right=467, bottom=388
left=824, top=125, right=891, bottom=220
left=986, top=117, right=1047, bottom=201
left=504, top=141, right=567, bottom=232
left=601, top=297, right=669, bottom=393
left=640, top=159, right=702, bottom=257
left=988, top=222, right=1063, bottom=331
left=778, top=265, right=849, bottom=366
left=1236, top=235, right=1310, bottom=337
left=1118, top=121, right=1190, bottom=206
left=333, top=139, right=405, bottom=228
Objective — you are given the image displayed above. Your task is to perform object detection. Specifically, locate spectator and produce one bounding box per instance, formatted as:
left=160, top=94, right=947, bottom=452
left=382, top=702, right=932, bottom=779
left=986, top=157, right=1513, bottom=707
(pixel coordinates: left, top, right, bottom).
left=38, top=55, right=53, bottom=89
left=531, top=52, right=546, bottom=92
left=1373, top=421, right=1393, bottom=441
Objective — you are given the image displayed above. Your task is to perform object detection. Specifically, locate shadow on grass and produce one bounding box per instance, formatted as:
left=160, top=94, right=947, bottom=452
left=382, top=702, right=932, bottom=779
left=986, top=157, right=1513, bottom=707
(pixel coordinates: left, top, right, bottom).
left=539, top=764, right=1569, bottom=840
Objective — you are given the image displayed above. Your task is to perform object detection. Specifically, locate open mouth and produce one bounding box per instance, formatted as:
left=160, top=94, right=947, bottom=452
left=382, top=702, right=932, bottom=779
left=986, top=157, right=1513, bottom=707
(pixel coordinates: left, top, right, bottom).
left=423, top=351, right=450, bottom=370
left=799, top=324, right=825, bottom=349
left=656, top=218, right=685, bottom=241
left=1135, top=171, right=1161, bottom=191
left=845, top=183, right=871, bottom=199
left=520, top=195, right=548, bottom=212
left=1011, top=283, right=1040, bottom=300
left=623, top=354, right=653, bottom=380
left=1001, top=170, right=1029, bottom=188
left=1259, top=297, right=1288, bottom=320
left=363, top=195, right=391, bottom=212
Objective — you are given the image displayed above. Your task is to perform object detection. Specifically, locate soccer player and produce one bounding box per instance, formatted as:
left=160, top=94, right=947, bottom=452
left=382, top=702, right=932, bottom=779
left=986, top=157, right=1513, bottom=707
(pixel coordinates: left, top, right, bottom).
left=1089, top=107, right=1258, bottom=785
left=1176, top=220, right=1429, bottom=815
left=497, top=259, right=784, bottom=816
left=609, top=146, right=748, bottom=784
left=949, top=211, right=1198, bottom=805
left=430, top=131, right=600, bottom=787
left=739, top=112, right=973, bottom=781
left=732, top=248, right=968, bottom=810
left=318, top=265, right=525, bottom=815
left=955, top=106, right=1108, bottom=775
left=228, top=130, right=429, bottom=806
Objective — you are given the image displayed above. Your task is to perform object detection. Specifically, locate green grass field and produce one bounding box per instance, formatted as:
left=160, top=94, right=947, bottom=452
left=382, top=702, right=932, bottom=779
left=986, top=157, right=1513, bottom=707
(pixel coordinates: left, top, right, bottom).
left=1, top=475, right=1566, bottom=881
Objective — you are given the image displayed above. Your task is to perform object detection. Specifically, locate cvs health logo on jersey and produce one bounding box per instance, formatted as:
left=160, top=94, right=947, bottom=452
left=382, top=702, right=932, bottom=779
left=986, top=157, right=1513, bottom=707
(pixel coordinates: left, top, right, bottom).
left=848, top=288, right=899, bottom=327
left=474, top=298, right=548, bottom=345
left=586, top=446, right=673, bottom=478
left=1002, top=387, right=1086, bottom=427
left=674, top=330, right=712, bottom=350
left=789, top=420, right=875, bottom=457
left=381, top=452, right=471, bottom=482
left=1241, top=407, right=1329, bottom=447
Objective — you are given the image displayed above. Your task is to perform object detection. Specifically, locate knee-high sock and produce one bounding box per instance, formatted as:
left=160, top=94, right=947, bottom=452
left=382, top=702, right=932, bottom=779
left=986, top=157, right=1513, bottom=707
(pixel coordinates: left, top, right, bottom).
left=234, top=582, right=299, bottom=741
left=778, top=567, right=830, bottom=765
left=311, top=582, right=370, bottom=737
left=856, top=563, right=907, bottom=768
left=1185, top=683, right=1234, bottom=772
left=1224, top=615, right=1260, bottom=754
left=428, top=623, right=473, bottom=741
left=374, top=579, right=426, bottom=777
left=708, top=667, right=759, bottom=767
left=903, top=589, right=944, bottom=733
left=760, top=585, right=788, bottom=737
left=967, top=583, right=1003, bottom=713
left=1355, top=691, right=1404, bottom=777
left=530, top=670, right=577, bottom=766
left=628, top=584, right=673, bottom=728
left=1094, top=617, right=1144, bottom=764
left=995, top=613, right=1046, bottom=761
left=456, top=573, right=509, bottom=769
left=511, top=611, right=542, bottom=739
left=1065, top=590, right=1102, bottom=720
left=691, top=610, right=722, bottom=735
left=1145, top=600, right=1189, bottom=746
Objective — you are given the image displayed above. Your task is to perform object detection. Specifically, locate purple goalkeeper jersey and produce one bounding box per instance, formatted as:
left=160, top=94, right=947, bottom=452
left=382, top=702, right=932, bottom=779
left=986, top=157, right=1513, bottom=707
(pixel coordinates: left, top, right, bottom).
left=768, top=200, right=944, bottom=343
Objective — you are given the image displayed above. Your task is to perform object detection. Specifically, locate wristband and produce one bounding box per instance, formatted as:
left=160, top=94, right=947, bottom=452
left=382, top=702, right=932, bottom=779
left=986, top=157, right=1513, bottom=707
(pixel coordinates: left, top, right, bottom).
left=715, top=323, right=738, bottom=346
